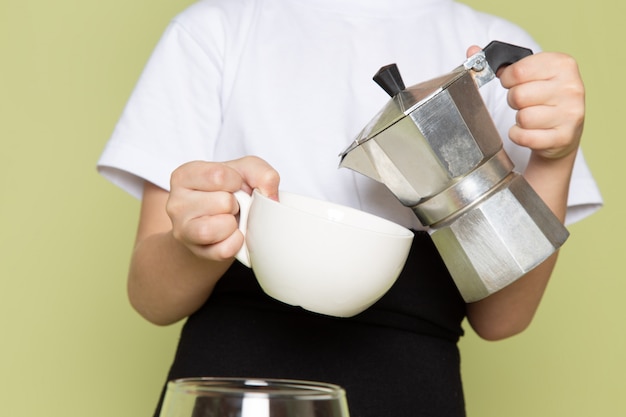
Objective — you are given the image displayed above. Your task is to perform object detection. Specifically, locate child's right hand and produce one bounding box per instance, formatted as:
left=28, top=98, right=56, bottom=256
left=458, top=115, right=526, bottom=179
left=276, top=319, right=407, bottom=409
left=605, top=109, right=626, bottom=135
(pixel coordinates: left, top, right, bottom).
left=166, top=156, right=280, bottom=262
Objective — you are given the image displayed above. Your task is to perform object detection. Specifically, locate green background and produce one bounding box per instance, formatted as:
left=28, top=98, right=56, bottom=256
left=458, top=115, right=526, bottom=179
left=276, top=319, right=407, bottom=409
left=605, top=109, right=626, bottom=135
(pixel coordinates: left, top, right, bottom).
left=0, top=0, right=622, bottom=416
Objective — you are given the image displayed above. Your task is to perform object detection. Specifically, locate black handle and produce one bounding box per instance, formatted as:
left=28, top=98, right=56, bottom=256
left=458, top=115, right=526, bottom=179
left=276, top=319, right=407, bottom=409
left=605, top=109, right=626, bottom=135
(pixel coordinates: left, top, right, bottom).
left=483, top=40, right=533, bottom=73
left=373, top=63, right=406, bottom=97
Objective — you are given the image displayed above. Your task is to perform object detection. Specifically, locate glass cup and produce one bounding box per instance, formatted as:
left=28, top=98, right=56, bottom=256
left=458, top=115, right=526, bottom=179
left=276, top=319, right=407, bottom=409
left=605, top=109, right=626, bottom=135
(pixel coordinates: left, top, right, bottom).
left=159, top=377, right=350, bottom=417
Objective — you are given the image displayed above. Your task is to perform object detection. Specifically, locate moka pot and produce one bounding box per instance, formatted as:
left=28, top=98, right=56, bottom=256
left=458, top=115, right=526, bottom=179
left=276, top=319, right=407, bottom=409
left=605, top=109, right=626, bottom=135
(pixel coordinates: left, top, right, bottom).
left=339, top=41, right=569, bottom=302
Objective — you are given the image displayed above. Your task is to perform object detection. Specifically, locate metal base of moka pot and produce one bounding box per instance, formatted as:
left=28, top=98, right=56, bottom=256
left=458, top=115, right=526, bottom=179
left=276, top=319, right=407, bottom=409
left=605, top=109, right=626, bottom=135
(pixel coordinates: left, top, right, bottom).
left=339, top=41, right=570, bottom=302
left=424, top=172, right=569, bottom=302
left=409, top=149, right=570, bottom=302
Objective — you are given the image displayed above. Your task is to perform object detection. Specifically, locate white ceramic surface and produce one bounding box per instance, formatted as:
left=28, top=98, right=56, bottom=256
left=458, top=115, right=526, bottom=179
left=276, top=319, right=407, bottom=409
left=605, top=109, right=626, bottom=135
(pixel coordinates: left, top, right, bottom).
left=235, top=189, right=414, bottom=317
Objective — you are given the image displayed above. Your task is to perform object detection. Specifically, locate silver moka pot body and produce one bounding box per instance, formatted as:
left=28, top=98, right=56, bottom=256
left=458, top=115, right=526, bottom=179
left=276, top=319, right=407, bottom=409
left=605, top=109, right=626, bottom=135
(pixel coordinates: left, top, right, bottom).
left=339, top=41, right=569, bottom=302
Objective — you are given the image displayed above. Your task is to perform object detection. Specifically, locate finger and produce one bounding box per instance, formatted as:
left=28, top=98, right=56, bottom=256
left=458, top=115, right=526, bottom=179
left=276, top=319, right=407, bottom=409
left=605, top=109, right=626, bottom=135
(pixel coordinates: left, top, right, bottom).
left=170, top=161, right=243, bottom=193
left=506, top=80, right=556, bottom=110
left=509, top=105, right=583, bottom=160
left=226, top=156, right=280, bottom=200
left=514, top=105, right=560, bottom=131
left=187, top=226, right=245, bottom=262
left=498, top=54, right=546, bottom=88
left=498, top=52, right=579, bottom=89
left=180, top=213, right=239, bottom=248
left=508, top=125, right=558, bottom=151
left=167, top=190, right=239, bottom=229
left=508, top=123, right=577, bottom=155
left=508, top=86, right=584, bottom=135
left=188, top=190, right=240, bottom=217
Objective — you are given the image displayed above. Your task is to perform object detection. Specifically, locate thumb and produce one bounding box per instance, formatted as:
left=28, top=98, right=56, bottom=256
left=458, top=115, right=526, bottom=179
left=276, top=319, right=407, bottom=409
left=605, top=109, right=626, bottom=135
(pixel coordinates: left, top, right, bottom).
left=466, top=45, right=482, bottom=58
left=226, top=156, right=281, bottom=201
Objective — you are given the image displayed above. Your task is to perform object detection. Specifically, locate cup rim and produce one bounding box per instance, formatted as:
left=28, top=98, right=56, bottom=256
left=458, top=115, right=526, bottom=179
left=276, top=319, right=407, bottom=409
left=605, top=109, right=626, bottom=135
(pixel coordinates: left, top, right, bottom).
left=167, top=377, right=346, bottom=399
left=252, top=189, right=413, bottom=238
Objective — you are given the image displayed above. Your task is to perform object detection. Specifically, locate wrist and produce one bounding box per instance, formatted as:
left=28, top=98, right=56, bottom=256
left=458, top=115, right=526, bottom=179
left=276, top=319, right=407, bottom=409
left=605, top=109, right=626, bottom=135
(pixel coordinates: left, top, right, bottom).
left=523, top=150, right=577, bottom=223
left=526, top=147, right=577, bottom=177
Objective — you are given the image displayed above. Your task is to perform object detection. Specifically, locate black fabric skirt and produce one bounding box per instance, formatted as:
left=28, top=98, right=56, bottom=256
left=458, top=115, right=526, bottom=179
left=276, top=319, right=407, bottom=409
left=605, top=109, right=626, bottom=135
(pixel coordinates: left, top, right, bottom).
left=154, top=231, right=467, bottom=417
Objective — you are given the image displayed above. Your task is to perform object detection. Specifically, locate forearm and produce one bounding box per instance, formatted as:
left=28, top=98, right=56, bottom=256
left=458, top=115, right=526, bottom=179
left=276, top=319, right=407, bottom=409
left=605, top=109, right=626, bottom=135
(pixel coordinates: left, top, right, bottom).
left=128, top=229, right=233, bottom=325
left=126, top=159, right=280, bottom=326
left=466, top=150, right=576, bottom=340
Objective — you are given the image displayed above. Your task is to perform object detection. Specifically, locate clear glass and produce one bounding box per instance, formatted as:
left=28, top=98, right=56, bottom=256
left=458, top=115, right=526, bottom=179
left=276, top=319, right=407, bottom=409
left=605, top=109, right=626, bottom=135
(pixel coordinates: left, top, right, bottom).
left=159, top=377, right=351, bottom=417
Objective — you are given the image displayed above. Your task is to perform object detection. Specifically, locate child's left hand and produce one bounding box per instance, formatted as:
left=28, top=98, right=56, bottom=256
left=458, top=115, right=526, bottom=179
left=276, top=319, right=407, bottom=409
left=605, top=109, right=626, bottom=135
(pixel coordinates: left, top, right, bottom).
left=468, top=46, right=585, bottom=160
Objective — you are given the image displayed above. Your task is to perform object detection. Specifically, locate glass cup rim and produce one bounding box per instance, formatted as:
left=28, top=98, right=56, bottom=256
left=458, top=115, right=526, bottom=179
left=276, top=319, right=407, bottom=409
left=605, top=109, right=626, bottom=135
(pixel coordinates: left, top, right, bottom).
left=166, top=377, right=346, bottom=400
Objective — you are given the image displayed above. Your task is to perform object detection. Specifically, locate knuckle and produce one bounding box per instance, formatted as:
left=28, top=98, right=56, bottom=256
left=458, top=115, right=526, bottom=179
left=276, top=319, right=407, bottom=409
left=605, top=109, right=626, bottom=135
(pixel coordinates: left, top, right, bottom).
left=507, top=88, right=524, bottom=110
left=170, top=161, right=195, bottom=184
left=172, top=161, right=235, bottom=191
left=165, top=195, right=182, bottom=218
left=508, top=125, right=533, bottom=147
left=193, top=219, right=215, bottom=245
left=509, top=61, right=528, bottom=80
left=205, top=164, right=230, bottom=189
left=213, top=191, right=237, bottom=215
left=567, top=105, right=585, bottom=127
left=260, top=168, right=281, bottom=188
left=211, top=242, right=239, bottom=262
left=559, top=53, right=578, bottom=70
left=198, top=214, right=237, bottom=245
left=568, top=81, right=586, bottom=103
left=170, top=223, right=185, bottom=243
left=515, top=109, right=531, bottom=128
left=195, top=222, right=242, bottom=262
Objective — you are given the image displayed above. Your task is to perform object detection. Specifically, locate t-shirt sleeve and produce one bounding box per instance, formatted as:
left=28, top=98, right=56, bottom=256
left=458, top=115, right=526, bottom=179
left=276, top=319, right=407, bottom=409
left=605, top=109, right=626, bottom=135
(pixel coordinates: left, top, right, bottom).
left=97, top=17, right=224, bottom=199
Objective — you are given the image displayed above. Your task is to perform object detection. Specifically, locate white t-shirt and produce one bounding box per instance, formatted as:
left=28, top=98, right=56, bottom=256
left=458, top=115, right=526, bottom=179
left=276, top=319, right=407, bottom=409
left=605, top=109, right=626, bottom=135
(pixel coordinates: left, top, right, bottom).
left=98, top=0, right=602, bottom=229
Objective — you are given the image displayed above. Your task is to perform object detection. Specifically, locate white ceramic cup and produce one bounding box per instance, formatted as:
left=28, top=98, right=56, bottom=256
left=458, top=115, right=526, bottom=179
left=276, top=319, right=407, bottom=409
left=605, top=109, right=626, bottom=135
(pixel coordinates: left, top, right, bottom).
left=234, top=189, right=414, bottom=317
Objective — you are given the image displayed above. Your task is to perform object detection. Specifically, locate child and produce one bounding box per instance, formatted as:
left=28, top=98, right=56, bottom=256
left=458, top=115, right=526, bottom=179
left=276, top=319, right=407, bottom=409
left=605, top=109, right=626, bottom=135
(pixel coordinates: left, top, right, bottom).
left=98, top=1, right=602, bottom=416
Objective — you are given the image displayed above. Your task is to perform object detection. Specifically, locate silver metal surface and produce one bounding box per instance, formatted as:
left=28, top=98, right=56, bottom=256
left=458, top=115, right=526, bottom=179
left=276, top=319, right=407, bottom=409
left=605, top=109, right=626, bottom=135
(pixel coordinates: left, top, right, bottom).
left=339, top=48, right=568, bottom=301
left=463, top=51, right=496, bottom=88
left=340, top=71, right=504, bottom=205
left=412, top=149, right=514, bottom=226
left=431, top=174, right=569, bottom=302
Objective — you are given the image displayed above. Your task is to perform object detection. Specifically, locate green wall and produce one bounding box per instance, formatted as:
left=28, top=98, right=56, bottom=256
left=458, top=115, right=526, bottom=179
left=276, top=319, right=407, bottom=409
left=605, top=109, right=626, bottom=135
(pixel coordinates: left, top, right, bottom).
left=0, top=1, right=622, bottom=416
